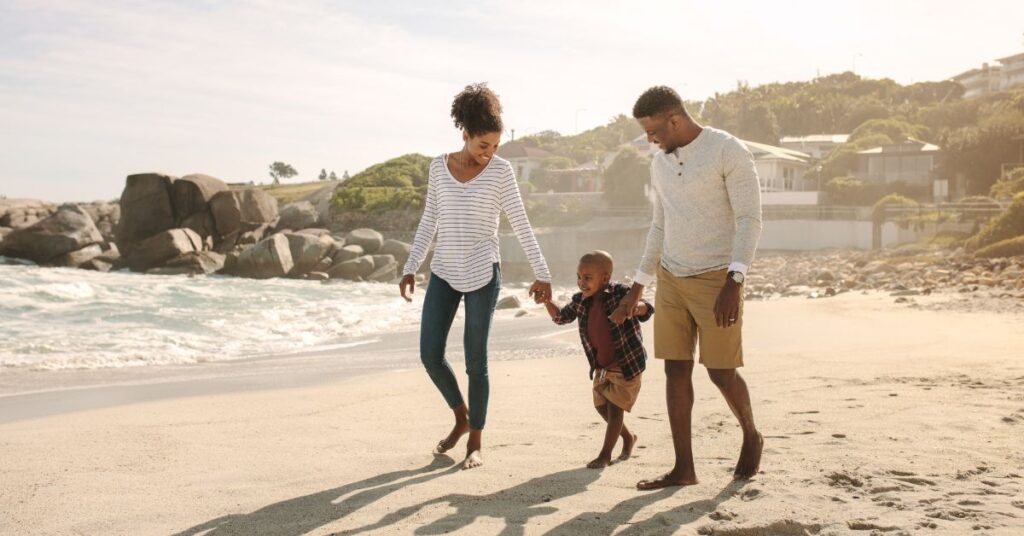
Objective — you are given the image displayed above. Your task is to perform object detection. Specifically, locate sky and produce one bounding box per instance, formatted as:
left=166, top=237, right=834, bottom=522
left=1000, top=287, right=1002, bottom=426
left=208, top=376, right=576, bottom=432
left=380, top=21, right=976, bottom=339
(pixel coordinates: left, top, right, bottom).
left=1, top=0, right=1022, bottom=202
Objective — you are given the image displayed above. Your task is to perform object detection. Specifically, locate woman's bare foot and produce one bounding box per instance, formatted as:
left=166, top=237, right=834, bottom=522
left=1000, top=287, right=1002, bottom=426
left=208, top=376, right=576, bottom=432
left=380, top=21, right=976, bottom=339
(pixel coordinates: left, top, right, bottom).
left=636, top=471, right=699, bottom=490
left=618, top=432, right=638, bottom=462
left=463, top=450, right=483, bottom=469
left=462, top=428, right=483, bottom=470
left=434, top=421, right=469, bottom=454
left=587, top=455, right=612, bottom=469
left=733, top=432, right=763, bottom=480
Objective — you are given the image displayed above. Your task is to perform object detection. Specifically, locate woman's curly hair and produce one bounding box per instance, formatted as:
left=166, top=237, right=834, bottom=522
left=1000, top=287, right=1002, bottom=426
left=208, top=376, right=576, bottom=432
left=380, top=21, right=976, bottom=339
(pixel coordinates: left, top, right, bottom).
left=451, top=83, right=503, bottom=137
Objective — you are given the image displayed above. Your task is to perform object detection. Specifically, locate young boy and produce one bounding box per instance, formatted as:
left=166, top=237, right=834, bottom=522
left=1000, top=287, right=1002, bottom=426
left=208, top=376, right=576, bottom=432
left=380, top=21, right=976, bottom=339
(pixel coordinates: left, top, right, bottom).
left=542, top=250, right=654, bottom=468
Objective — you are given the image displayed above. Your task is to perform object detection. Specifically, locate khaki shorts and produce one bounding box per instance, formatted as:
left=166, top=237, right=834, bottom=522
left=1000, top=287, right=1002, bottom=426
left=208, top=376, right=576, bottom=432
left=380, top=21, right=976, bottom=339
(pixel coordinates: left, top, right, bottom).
left=593, top=368, right=642, bottom=412
left=653, top=265, right=744, bottom=369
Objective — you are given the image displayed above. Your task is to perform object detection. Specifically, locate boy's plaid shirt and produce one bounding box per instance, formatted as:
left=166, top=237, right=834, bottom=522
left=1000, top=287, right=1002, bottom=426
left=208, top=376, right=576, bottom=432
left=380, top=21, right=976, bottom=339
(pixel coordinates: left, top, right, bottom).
left=550, top=282, right=654, bottom=380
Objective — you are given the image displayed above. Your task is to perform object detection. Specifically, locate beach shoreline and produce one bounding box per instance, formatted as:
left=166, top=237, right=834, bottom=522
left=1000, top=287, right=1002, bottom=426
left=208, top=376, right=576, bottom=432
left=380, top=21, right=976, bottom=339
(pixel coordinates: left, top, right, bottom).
left=2, top=293, right=1023, bottom=535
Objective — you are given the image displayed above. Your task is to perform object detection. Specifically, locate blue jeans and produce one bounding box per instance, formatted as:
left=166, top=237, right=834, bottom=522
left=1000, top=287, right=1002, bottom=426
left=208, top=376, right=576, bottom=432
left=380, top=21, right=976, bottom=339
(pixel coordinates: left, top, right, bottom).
left=419, top=264, right=500, bottom=430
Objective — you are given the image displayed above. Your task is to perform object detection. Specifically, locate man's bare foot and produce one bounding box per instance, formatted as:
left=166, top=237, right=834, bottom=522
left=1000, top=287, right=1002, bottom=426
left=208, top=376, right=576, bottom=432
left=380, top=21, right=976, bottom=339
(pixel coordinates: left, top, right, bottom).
left=434, top=421, right=469, bottom=454
left=733, top=432, right=763, bottom=480
left=618, top=433, right=638, bottom=462
left=636, top=471, right=699, bottom=490
left=587, top=455, right=612, bottom=469
left=463, top=450, right=483, bottom=470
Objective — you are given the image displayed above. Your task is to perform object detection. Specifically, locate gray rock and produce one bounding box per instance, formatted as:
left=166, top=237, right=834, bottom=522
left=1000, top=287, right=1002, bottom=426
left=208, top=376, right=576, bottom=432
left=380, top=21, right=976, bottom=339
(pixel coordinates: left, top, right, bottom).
left=60, top=244, right=103, bottom=268
left=327, top=255, right=374, bottom=280
left=295, top=228, right=331, bottom=237
left=233, top=234, right=294, bottom=279
left=344, top=228, right=384, bottom=254
left=80, top=258, right=113, bottom=272
left=306, top=271, right=330, bottom=281
left=171, top=174, right=228, bottom=226
left=116, top=173, right=177, bottom=248
left=283, top=232, right=333, bottom=276
left=126, top=228, right=203, bottom=271
left=0, top=204, right=103, bottom=264
left=147, top=251, right=225, bottom=276
left=331, top=244, right=364, bottom=263
left=301, top=184, right=336, bottom=225
left=277, top=201, right=319, bottom=232
left=0, top=226, right=12, bottom=241
left=0, top=199, right=55, bottom=229
left=366, top=258, right=398, bottom=282
left=379, top=239, right=412, bottom=268
left=370, top=254, right=397, bottom=270
left=209, top=188, right=279, bottom=240
left=496, top=295, right=521, bottom=310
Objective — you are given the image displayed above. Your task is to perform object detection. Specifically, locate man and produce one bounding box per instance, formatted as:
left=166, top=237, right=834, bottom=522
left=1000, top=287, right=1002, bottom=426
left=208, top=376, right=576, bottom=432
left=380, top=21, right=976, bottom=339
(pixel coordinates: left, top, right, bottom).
left=611, top=86, right=763, bottom=490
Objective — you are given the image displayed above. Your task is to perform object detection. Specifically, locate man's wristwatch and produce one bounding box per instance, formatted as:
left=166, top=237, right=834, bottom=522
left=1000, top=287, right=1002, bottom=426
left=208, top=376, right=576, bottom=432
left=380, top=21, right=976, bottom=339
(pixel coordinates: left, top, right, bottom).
left=727, top=271, right=745, bottom=285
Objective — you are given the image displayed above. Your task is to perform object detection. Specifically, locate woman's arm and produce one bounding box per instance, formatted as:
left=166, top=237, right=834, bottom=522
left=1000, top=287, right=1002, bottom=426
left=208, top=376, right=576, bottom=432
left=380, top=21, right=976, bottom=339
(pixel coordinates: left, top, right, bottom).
left=498, top=166, right=551, bottom=283
left=403, top=172, right=439, bottom=276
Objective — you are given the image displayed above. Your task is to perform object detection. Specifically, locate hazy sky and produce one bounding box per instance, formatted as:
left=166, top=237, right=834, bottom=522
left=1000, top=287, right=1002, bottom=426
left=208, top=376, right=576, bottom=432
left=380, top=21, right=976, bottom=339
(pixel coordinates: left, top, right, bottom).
left=2, top=0, right=1022, bottom=201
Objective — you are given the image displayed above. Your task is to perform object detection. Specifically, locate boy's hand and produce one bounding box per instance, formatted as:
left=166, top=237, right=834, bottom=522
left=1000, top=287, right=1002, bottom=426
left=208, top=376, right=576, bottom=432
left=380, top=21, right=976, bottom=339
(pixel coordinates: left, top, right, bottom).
left=610, top=283, right=644, bottom=324
left=529, top=280, right=552, bottom=304
left=632, top=302, right=649, bottom=317
left=399, top=274, right=416, bottom=303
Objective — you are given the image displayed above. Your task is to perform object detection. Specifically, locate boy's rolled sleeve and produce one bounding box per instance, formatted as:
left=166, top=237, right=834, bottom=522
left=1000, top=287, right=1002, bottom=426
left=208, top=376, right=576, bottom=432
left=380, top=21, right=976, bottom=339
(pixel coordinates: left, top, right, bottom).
left=551, top=294, right=583, bottom=325
left=636, top=300, right=655, bottom=322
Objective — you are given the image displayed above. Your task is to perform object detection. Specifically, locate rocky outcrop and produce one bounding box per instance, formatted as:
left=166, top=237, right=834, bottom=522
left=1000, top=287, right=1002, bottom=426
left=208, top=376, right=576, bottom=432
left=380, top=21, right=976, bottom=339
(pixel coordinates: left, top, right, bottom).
left=231, top=234, right=294, bottom=279
left=125, top=228, right=203, bottom=272
left=344, top=228, right=384, bottom=254
left=379, top=239, right=412, bottom=269
left=276, top=201, right=319, bottom=232
left=172, top=174, right=229, bottom=240
left=327, top=255, right=374, bottom=281
left=0, top=199, right=56, bottom=230
left=0, top=204, right=103, bottom=264
left=209, top=188, right=278, bottom=245
left=283, top=232, right=333, bottom=277
left=147, top=251, right=225, bottom=276
left=116, top=173, right=177, bottom=249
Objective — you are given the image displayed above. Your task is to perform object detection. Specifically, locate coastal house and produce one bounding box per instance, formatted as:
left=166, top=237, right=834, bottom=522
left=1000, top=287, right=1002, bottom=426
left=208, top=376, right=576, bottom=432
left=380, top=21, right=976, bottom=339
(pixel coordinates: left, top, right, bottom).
left=779, top=134, right=849, bottom=161
left=496, top=141, right=554, bottom=184
left=854, top=138, right=951, bottom=201
left=950, top=50, right=1024, bottom=98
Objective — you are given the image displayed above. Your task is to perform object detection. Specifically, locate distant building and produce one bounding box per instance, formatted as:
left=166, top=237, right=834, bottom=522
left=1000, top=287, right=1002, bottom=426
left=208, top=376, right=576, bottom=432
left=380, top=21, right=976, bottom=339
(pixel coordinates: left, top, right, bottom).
left=854, top=138, right=952, bottom=201
left=952, top=63, right=1003, bottom=99
left=779, top=134, right=849, bottom=160
left=951, top=51, right=1024, bottom=98
left=496, top=141, right=554, bottom=183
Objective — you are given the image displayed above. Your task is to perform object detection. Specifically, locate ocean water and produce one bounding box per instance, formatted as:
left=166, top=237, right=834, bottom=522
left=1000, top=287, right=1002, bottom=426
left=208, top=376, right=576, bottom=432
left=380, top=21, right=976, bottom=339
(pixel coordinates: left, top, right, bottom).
left=0, top=261, right=429, bottom=371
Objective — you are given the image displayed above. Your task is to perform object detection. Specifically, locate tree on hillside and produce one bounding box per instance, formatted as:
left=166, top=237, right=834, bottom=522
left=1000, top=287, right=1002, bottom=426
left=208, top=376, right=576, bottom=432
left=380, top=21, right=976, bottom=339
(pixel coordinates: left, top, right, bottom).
left=602, top=147, right=651, bottom=207
left=268, top=162, right=298, bottom=185
left=318, top=168, right=328, bottom=181
left=329, top=170, right=338, bottom=181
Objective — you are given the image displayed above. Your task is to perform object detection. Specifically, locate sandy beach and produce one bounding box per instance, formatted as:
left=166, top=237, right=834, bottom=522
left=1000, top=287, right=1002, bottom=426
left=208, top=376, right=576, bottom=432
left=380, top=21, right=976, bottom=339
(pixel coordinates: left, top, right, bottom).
left=2, top=292, right=1023, bottom=535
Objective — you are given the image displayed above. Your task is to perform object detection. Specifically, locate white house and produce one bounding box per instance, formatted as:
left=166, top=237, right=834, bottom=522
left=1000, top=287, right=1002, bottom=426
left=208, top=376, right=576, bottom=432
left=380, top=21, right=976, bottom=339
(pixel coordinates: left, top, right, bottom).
left=950, top=51, right=1024, bottom=98
left=997, top=52, right=1024, bottom=93
left=495, top=142, right=555, bottom=184
left=779, top=134, right=849, bottom=160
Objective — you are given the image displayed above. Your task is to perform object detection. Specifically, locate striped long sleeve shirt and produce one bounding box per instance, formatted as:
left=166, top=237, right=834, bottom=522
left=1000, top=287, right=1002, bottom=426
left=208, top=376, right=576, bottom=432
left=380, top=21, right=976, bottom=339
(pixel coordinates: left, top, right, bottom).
left=403, top=154, right=551, bottom=292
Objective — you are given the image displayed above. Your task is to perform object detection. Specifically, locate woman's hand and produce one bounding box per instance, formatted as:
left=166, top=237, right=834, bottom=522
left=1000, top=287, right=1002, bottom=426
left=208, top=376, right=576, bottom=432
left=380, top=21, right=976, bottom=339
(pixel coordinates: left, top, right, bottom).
left=528, top=280, right=552, bottom=304
left=399, top=274, right=416, bottom=302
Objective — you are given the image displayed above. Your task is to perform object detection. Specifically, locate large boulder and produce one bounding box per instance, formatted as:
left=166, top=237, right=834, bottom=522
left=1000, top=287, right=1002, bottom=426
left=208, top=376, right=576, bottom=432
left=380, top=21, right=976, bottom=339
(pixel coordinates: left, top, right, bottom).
left=302, top=184, right=336, bottom=225
left=283, top=232, right=333, bottom=276
left=59, top=244, right=104, bottom=268
left=367, top=254, right=398, bottom=282
left=331, top=244, right=363, bottom=263
left=233, top=234, right=294, bottom=279
left=171, top=174, right=228, bottom=240
left=116, top=173, right=177, bottom=248
left=344, top=228, right=384, bottom=254
left=0, top=204, right=103, bottom=264
left=327, top=255, right=374, bottom=280
left=147, top=251, right=226, bottom=276
left=276, top=201, right=319, bottom=232
left=125, top=228, right=203, bottom=272
left=209, top=188, right=278, bottom=241
left=379, top=239, right=412, bottom=269
left=0, top=199, right=56, bottom=229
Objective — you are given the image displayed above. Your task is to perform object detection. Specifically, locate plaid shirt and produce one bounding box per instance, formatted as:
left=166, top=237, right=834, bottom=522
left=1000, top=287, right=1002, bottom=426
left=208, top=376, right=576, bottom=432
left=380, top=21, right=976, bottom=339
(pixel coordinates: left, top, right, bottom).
left=551, top=282, right=653, bottom=380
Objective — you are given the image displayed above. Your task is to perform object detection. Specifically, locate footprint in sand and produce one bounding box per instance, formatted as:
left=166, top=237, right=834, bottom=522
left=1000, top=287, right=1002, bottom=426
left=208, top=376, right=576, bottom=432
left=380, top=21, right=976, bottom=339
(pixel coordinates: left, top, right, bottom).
left=740, top=487, right=764, bottom=501
left=1012, top=500, right=1024, bottom=510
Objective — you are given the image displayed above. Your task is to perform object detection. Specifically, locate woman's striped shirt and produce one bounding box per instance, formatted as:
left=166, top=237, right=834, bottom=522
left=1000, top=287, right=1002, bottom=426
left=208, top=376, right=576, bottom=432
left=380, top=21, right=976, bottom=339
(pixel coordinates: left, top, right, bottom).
left=403, top=154, right=551, bottom=292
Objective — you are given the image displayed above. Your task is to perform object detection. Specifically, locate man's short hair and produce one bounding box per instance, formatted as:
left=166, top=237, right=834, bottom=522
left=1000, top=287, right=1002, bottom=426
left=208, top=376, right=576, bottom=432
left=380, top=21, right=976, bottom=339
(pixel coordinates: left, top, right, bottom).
left=579, top=250, right=614, bottom=274
left=633, top=86, right=686, bottom=119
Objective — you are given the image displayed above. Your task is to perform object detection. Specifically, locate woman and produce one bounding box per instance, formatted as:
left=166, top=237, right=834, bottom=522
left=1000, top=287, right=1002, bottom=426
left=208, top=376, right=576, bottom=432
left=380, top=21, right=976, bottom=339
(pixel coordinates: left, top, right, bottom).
left=399, top=83, right=551, bottom=470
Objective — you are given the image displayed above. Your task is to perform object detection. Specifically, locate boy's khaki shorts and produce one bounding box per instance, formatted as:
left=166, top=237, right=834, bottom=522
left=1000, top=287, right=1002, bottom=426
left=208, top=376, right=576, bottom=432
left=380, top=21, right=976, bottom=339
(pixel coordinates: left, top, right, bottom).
left=593, top=368, right=642, bottom=412
left=653, top=265, right=744, bottom=369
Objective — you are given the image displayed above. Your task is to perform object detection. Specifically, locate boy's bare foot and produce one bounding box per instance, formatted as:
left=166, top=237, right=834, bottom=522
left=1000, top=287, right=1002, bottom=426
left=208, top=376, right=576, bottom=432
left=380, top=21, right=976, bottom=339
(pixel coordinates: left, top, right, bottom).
left=618, top=432, right=638, bottom=461
left=587, top=455, right=612, bottom=469
left=434, top=421, right=469, bottom=454
left=636, top=471, right=699, bottom=490
left=463, top=450, right=483, bottom=470
left=733, top=432, right=763, bottom=480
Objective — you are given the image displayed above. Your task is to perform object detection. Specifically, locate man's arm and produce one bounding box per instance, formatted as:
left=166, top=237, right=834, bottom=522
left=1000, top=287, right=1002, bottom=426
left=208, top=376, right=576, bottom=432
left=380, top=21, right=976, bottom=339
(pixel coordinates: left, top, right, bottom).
left=722, top=137, right=762, bottom=275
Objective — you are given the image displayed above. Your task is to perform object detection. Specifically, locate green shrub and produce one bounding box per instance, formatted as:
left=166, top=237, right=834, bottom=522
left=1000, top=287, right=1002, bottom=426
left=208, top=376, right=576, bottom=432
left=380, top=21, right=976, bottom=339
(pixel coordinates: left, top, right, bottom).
left=990, top=168, right=1024, bottom=200
left=965, top=192, right=1024, bottom=251
left=333, top=186, right=425, bottom=211
left=974, top=235, right=1024, bottom=258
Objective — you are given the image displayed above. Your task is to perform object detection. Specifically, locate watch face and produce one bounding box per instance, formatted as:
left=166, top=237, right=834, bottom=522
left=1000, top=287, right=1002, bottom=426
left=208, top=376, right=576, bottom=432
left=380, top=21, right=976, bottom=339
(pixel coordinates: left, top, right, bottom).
left=731, top=272, right=744, bottom=284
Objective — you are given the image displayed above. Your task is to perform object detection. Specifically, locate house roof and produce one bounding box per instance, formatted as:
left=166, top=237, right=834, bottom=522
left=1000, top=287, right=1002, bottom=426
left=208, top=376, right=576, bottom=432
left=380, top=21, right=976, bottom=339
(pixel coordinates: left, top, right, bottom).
left=996, top=52, right=1024, bottom=64
left=741, top=140, right=812, bottom=163
left=779, top=134, right=850, bottom=144
left=496, top=142, right=554, bottom=160
left=857, top=138, right=941, bottom=155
